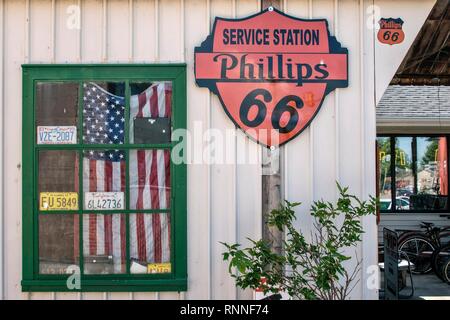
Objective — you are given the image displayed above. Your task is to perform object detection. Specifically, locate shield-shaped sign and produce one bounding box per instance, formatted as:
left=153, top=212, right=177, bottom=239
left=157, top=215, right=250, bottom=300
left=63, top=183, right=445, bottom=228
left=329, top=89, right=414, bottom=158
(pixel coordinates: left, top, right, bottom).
left=377, top=18, right=405, bottom=45
left=195, top=7, right=348, bottom=147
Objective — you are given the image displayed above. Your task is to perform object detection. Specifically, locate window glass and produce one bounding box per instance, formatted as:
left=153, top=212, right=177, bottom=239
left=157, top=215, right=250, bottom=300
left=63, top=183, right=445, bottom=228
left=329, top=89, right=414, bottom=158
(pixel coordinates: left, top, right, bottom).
left=83, top=82, right=125, bottom=145
left=82, top=149, right=125, bottom=210
left=395, top=137, right=413, bottom=210
left=129, top=149, right=171, bottom=210
left=36, top=82, right=79, bottom=144
left=378, top=137, right=392, bottom=209
left=39, top=214, right=79, bottom=274
left=129, top=82, right=172, bottom=144
left=412, top=137, right=448, bottom=210
left=83, top=214, right=126, bottom=274
left=38, top=150, right=78, bottom=211
left=129, top=213, right=171, bottom=274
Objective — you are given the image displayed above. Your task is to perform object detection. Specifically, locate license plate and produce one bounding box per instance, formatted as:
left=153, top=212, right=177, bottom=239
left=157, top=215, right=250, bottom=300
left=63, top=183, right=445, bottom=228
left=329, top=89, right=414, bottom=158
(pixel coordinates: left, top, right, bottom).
left=147, top=263, right=171, bottom=274
left=37, top=126, right=77, bottom=144
left=40, top=192, right=79, bottom=211
left=84, top=192, right=124, bottom=210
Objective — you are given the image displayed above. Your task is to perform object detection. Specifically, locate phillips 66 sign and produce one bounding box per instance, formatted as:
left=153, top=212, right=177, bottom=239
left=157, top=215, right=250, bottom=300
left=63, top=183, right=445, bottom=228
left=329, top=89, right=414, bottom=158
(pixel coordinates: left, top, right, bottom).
left=194, top=7, right=348, bottom=147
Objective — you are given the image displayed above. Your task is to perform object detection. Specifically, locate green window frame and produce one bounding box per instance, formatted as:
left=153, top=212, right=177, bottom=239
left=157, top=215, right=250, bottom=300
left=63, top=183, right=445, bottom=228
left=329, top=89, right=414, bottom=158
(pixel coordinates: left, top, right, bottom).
left=22, top=64, right=187, bottom=292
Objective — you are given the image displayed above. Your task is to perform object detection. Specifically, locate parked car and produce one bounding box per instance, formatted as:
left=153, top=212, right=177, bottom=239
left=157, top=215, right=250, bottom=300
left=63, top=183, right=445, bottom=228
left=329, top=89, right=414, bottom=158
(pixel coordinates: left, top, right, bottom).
left=380, top=197, right=410, bottom=210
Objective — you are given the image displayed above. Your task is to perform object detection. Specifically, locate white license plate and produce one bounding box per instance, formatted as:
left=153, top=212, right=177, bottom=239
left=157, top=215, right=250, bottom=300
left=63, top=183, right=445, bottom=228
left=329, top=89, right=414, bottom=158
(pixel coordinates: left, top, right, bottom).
left=37, top=126, right=77, bottom=144
left=84, top=192, right=124, bottom=210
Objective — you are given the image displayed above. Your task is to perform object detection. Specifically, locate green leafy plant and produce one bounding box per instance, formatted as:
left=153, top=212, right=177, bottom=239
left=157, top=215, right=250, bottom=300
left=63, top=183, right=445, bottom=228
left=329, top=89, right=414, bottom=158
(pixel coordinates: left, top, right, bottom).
left=222, top=183, right=376, bottom=300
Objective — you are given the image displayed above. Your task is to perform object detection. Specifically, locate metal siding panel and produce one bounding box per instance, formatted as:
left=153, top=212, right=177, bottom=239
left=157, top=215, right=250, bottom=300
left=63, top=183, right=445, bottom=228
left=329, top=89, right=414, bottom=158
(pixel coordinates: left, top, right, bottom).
left=108, top=292, right=133, bottom=300
left=132, top=292, right=157, bottom=300
left=54, top=292, right=81, bottom=300
left=80, top=292, right=104, bottom=300
left=209, top=0, right=236, bottom=300
left=361, top=0, right=377, bottom=300
left=235, top=0, right=261, bottom=300
left=338, top=0, right=362, bottom=198
left=81, top=0, right=103, bottom=62
left=4, top=0, right=29, bottom=300
left=29, top=0, right=52, bottom=62
left=27, top=2, right=54, bottom=299
left=184, top=0, right=211, bottom=300
left=55, top=0, right=79, bottom=62
left=284, top=0, right=313, bottom=244
left=159, top=0, right=181, bottom=62
left=312, top=0, right=337, bottom=203
left=133, top=0, right=156, bottom=61
left=107, top=0, right=130, bottom=61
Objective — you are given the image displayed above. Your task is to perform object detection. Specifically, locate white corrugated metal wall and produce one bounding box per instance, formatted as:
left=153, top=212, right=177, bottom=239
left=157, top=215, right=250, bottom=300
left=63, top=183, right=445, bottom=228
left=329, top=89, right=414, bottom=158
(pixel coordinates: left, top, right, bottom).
left=0, top=0, right=435, bottom=300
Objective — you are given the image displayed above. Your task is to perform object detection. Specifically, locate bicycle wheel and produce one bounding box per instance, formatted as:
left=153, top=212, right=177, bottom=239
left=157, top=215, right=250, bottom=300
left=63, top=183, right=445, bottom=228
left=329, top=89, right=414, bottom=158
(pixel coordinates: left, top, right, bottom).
left=432, top=243, right=450, bottom=280
left=398, top=235, right=435, bottom=274
left=441, top=257, right=450, bottom=284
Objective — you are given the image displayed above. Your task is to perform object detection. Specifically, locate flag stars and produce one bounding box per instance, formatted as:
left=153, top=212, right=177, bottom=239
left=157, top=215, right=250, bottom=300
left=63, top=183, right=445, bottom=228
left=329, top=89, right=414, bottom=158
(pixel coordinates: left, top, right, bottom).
left=83, top=83, right=125, bottom=147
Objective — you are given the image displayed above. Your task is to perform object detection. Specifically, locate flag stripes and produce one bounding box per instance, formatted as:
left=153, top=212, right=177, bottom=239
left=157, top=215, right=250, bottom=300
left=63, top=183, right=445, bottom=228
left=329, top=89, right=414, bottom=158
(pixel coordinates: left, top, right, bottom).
left=82, top=82, right=172, bottom=273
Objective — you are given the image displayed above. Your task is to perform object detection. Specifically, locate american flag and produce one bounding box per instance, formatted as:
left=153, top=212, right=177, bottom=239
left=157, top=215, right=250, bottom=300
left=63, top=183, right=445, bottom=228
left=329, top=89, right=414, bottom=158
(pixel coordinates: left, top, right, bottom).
left=81, top=82, right=172, bottom=273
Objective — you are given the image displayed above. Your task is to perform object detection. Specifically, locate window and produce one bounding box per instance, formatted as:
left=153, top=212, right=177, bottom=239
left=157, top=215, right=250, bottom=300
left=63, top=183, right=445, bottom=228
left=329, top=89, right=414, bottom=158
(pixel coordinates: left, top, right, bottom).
left=22, top=65, right=187, bottom=292
left=377, top=135, right=449, bottom=213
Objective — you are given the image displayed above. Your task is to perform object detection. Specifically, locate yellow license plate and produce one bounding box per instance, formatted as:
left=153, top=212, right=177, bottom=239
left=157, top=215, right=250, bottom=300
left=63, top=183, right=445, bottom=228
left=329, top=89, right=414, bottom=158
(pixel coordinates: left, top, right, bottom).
left=40, top=192, right=79, bottom=211
left=147, top=263, right=171, bottom=274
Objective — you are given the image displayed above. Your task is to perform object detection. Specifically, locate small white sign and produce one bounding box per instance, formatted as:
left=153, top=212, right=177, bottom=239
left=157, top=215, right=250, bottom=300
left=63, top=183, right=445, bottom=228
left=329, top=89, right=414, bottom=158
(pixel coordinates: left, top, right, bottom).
left=84, top=192, right=124, bottom=210
left=37, top=126, right=77, bottom=144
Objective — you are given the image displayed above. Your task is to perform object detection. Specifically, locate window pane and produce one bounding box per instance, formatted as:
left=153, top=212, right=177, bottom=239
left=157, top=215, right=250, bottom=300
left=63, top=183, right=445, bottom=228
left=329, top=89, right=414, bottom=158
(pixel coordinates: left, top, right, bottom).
left=129, top=213, right=171, bottom=274
left=39, top=150, right=78, bottom=211
left=36, top=82, right=79, bottom=144
left=411, top=137, right=448, bottom=210
left=83, top=82, right=125, bottom=145
left=39, top=214, right=79, bottom=274
left=82, top=150, right=126, bottom=210
left=129, top=149, right=171, bottom=210
left=83, top=214, right=126, bottom=274
left=377, top=137, right=392, bottom=210
left=395, top=137, right=413, bottom=210
left=129, top=82, right=172, bottom=144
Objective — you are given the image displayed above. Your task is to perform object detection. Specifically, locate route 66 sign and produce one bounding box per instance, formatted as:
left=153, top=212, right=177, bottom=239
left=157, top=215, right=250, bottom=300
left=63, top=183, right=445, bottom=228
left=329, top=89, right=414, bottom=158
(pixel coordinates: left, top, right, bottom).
left=377, top=18, right=405, bottom=45
left=194, top=7, right=348, bottom=147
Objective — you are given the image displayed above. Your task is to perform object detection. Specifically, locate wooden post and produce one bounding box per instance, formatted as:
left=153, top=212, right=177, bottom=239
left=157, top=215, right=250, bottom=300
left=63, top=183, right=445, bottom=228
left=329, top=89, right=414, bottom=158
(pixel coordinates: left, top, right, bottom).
left=261, top=0, right=283, bottom=257
left=261, top=0, right=281, bottom=10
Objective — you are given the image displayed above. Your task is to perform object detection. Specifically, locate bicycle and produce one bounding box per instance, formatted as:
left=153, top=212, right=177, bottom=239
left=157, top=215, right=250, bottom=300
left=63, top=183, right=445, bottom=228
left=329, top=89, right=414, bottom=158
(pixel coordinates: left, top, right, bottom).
left=441, top=257, right=450, bottom=284
left=432, top=242, right=450, bottom=281
left=397, top=222, right=450, bottom=274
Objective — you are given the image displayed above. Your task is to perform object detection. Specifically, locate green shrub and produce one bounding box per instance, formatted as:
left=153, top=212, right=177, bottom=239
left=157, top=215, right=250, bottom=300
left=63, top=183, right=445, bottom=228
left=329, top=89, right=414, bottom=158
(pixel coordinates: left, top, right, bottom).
left=222, top=183, right=376, bottom=300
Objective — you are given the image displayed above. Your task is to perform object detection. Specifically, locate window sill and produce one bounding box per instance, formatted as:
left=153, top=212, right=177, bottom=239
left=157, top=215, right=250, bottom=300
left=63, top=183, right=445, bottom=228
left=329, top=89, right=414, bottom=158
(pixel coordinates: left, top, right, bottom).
left=21, top=278, right=187, bottom=292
